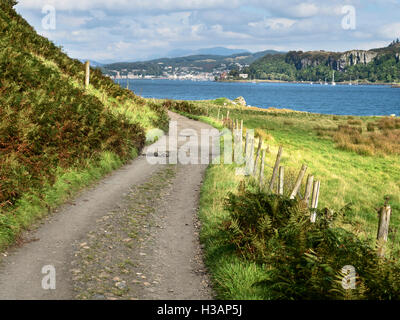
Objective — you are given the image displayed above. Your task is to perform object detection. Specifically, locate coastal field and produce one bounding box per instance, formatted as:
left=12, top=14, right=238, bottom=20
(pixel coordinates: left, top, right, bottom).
left=176, top=99, right=400, bottom=299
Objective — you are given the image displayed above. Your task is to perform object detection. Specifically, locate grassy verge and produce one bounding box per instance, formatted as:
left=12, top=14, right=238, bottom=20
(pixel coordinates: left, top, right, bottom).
left=192, top=99, right=400, bottom=299
left=0, top=43, right=167, bottom=250
left=194, top=101, right=400, bottom=241
left=199, top=162, right=268, bottom=299
left=0, top=149, right=138, bottom=250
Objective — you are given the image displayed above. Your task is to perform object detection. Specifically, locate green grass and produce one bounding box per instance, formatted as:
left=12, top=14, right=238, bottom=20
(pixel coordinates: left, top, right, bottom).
left=36, top=54, right=162, bottom=131
left=199, top=162, right=268, bottom=299
left=195, top=100, right=400, bottom=299
left=0, top=4, right=168, bottom=250
left=0, top=149, right=138, bottom=250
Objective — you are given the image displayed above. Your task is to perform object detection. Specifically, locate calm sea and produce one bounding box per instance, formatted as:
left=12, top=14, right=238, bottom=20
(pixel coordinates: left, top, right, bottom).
left=117, top=79, right=400, bottom=116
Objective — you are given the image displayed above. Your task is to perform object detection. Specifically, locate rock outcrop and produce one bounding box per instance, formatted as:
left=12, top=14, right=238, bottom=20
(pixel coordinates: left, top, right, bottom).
left=286, top=49, right=381, bottom=71
left=234, top=96, right=246, bottom=106
left=337, top=50, right=378, bottom=70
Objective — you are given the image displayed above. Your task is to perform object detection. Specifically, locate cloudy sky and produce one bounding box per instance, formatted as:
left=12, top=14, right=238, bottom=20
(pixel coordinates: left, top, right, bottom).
left=15, top=0, right=400, bottom=63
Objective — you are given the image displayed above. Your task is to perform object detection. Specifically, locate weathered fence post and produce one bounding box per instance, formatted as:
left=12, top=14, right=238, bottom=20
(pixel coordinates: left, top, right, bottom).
left=259, top=150, right=266, bottom=188
left=278, top=166, right=285, bottom=195
left=217, top=108, right=220, bottom=121
left=310, top=181, right=320, bottom=223
left=290, top=164, right=308, bottom=199
left=253, top=138, right=263, bottom=176
left=269, top=146, right=283, bottom=192
left=85, top=61, right=90, bottom=89
left=227, top=110, right=230, bottom=120
left=240, top=120, right=243, bottom=137
left=377, top=198, right=392, bottom=258
left=246, top=136, right=255, bottom=175
left=303, top=175, right=314, bottom=207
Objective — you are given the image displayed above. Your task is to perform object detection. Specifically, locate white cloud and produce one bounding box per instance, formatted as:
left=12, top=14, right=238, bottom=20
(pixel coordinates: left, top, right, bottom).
left=379, top=22, right=400, bottom=39
left=17, top=0, right=241, bottom=12
left=249, top=18, right=296, bottom=31
left=286, top=3, right=319, bottom=18
left=14, top=0, right=400, bottom=62
left=58, top=15, right=91, bottom=28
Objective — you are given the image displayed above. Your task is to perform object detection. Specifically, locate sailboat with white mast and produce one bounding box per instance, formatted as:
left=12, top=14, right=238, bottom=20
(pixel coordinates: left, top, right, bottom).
left=331, top=71, right=336, bottom=86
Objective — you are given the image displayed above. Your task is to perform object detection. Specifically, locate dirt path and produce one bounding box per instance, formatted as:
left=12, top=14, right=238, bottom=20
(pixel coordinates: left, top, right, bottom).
left=0, top=112, right=218, bottom=300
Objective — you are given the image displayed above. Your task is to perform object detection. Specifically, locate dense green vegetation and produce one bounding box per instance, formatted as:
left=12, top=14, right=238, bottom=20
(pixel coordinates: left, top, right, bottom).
left=237, top=41, right=400, bottom=83
left=175, top=99, right=400, bottom=299
left=0, top=2, right=167, bottom=248
left=224, top=186, right=400, bottom=299
left=102, top=50, right=281, bottom=77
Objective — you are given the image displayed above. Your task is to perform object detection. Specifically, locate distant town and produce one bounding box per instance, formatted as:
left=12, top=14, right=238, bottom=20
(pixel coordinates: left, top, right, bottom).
left=99, top=50, right=278, bottom=82
left=104, top=61, right=250, bottom=81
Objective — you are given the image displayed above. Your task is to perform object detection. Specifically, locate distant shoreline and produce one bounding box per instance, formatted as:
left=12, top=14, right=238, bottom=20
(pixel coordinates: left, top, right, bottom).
left=217, top=79, right=400, bottom=86
left=115, top=78, right=400, bottom=87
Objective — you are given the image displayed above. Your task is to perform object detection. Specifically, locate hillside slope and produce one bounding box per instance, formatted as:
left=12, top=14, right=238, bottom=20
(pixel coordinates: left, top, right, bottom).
left=103, top=50, right=282, bottom=77
left=245, top=42, right=400, bottom=82
left=0, top=1, right=168, bottom=246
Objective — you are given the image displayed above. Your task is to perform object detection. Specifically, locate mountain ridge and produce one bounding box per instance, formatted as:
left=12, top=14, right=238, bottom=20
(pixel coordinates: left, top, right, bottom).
left=242, top=41, right=400, bottom=83
left=102, top=49, right=284, bottom=78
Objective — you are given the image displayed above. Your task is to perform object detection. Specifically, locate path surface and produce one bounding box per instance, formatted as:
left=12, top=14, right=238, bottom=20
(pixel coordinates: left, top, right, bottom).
left=0, top=112, right=218, bottom=300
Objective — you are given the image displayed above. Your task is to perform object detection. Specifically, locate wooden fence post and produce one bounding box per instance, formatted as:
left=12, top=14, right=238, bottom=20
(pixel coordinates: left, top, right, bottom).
left=269, top=146, right=283, bottom=192
left=253, top=138, right=263, bottom=176
left=310, top=181, right=320, bottom=223
left=227, top=110, right=230, bottom=120
left=290, top=164, right=308, bottom=199
left=259, top=150, right=266, bottom=188
left=217, top=108, right=220, bottom=121
left=278, top=166, right=285, bottom=195
left=85, top=61, right=90, bottom=89
left=303, top=175, right=314, bottom=207
left=377, top=199, right=392, bottom=258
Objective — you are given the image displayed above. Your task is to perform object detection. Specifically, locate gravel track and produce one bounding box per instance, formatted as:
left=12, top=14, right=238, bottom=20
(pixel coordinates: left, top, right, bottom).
left=0, top=112, right=217, bottom=300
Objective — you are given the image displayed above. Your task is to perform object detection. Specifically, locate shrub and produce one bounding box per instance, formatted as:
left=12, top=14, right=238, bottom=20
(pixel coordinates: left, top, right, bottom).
left=377, top=117, right=400, bottom=130
left=0, top=6, right=148, bottom=207
left=224, top=184, right=400, bottom=300
left=255, top=129, right=273, bottom=142
left=163, top=100, right=208, bottom=115
left=337, top=125, right=362, bottom=134
left=347, top=119, right=362, bottom=126
left=367, top=123, right=376, bottom=132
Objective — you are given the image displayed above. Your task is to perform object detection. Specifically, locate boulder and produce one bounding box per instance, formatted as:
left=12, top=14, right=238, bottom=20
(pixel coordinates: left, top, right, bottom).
left=234, top=96, right=246, bottom=106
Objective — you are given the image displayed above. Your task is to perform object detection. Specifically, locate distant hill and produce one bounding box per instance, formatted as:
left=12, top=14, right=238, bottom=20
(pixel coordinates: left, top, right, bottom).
left=79, top=59, right=104, bottom=68
left=103, top=49, right=283, bottom=77
left=243, top=41, right=400, bottom=83
left=166, top=47, right=250, bottom=57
